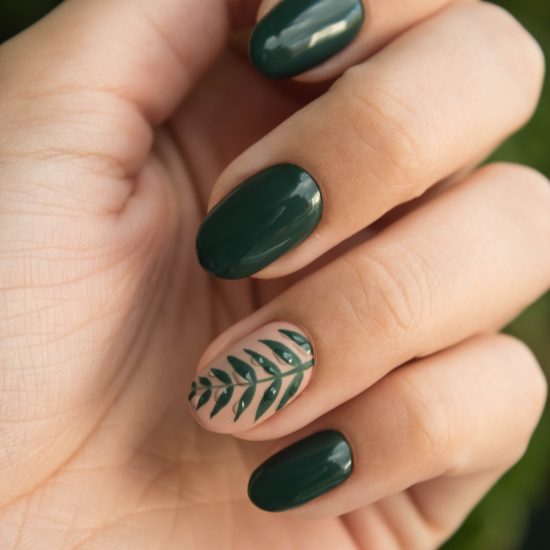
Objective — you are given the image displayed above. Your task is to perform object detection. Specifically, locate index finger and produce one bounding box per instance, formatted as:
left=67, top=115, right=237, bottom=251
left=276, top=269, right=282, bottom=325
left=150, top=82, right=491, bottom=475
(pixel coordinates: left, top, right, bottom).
left=251, top=0, right=464, bottom=80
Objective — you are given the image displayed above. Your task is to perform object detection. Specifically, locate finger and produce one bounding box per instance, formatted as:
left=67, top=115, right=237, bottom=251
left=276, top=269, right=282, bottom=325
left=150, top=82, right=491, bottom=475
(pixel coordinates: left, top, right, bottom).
left=198, top=2, right=544, bottom=279
left=0, top=0, right=262, bottom=506
left=0, top=0, right=262, bottom=216
left=188, top=163, right=550, bottom=435
left=252, top=0, right=465, bottom=81
left=1, top=0, right=260, bottom=124
left=341, top=473, right=503, bottom=550
left=247, top=334, right=546, bottom=525
left=170, top=51, right=304, bottom=208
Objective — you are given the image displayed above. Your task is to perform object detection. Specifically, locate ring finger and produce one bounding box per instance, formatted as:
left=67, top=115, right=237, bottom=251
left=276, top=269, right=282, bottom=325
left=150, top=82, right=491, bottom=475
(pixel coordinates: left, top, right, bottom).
left=247, top=333, right=546, bottom=536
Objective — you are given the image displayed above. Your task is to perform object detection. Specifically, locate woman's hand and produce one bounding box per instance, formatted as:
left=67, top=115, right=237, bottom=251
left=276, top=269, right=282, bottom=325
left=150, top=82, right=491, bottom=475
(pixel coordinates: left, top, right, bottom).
left=0, top=0, right=548, bottom=548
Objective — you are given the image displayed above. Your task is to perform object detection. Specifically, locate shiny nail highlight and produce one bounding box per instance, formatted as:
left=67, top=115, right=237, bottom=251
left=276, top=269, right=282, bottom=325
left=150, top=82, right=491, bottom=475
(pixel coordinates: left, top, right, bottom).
left=248, top=430, right=353, bottom=511
left=188, top=323, right=314, bottom=433
left=250, top=0, right=365, bottom=78
left=196, top=164, right=322, bottom=279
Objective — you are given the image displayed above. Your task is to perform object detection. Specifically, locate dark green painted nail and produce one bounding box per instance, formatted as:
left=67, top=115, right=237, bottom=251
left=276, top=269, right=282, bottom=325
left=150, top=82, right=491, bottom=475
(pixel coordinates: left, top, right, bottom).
left=196, top=164, right=322, bottom=279
left=250, top=0, right=365, bottom=79
left=248, top=430, right=352, bottom=512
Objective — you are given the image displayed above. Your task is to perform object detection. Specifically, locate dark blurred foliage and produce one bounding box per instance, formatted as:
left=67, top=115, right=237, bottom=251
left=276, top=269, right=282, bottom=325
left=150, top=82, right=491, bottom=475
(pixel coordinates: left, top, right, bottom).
left=444, top=1, right=550, bottom=548
left=1, top=1, right=549, bottom=548
left=0, top=0, right=61, bottom=42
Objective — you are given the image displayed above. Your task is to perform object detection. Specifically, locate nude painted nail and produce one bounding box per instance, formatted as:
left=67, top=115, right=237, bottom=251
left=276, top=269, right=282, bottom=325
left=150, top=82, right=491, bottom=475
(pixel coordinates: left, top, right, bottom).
left=187, top=322, right=314, bottom=433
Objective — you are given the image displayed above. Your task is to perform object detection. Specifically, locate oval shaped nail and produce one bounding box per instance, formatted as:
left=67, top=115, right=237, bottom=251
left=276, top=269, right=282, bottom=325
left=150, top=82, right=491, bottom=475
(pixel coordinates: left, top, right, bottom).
left=196, top=164, right=322, bottom=280
left=248, top=430, right=353, bottom=512
left=250, top=0, right=365, bottom=79
left=187, top=323, right=314, bottom=433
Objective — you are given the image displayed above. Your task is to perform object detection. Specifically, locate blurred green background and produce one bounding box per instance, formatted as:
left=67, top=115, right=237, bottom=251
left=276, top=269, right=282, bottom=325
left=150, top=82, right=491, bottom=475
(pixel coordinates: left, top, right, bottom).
left=1, top=1, right=548, bottom=548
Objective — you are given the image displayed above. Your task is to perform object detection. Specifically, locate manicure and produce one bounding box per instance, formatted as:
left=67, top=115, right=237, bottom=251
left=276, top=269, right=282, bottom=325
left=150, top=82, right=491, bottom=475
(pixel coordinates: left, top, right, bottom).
left=188, top=323, right=314, bottom=432
left=248, top=430, right=353, bottom=512
left=196, top=164, right=322, bottom=280
left=250, top=0, right=365, bottom=79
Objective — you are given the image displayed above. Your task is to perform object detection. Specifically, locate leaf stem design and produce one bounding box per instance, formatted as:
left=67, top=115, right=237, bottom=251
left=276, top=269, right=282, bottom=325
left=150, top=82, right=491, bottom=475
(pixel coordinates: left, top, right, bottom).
left=195, top=359, right=313, bottom=391
left=189, top=328, right=314, bottom=421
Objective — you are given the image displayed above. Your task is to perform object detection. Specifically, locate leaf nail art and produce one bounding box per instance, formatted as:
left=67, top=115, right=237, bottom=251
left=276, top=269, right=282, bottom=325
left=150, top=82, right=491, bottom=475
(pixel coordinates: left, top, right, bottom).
left=188, top=326, right=314, bottom=426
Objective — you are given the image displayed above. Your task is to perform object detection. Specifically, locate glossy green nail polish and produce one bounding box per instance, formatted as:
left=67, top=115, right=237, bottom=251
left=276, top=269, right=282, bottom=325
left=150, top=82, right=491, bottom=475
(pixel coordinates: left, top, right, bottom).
left=248, top=430, right=353, bottom=512
left=250, top=0, right=365, bottom=79
left=196, top=164, right=322, bottom=279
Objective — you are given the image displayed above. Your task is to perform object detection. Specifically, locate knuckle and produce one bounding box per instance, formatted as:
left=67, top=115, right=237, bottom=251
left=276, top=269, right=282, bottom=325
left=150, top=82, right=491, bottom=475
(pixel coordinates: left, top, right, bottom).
left=474, top=2, right=545, bottom=114
left=509, top=165, right=550, bottom=208
left=339, top=246, right=431, bottom=342
left=482, top=162, right=550, bottom=199
left=479, top=163, right=550, bottom=241
left=497, top=334, right=547, bottom=430
left=482, top=334, right=547, bottom=469
left=392, top=372, right=455, bottom=466
left=332, top=68, right=432, bottom=194
left=480, top=161, right=547, bottom=185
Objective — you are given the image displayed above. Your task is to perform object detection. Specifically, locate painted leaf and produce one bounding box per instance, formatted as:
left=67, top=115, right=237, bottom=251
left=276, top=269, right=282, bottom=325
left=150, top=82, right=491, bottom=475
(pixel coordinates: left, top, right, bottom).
left=210, top=368, right=232, bottom=384
left=279, top=329, right=313, bottom=355
left=255, top=379, right=282, bottom=421
left=191, top=328, right=314, bottom=423
left=228, top=356, right=257, bottom=382
left=199, top=376, right=212, bottom=387
left=210, top=386, right=234, bottom=418
left=260, top=339, right=301, bottom=366
left=196, top=389, right=212, bottom=410
left=276, top=372, right=304, bottom=411
left=187, top=381, right=197, bottom=401
left=245, top=349, right=281, bottom=376
left=234, top=386, right=255, bottom=421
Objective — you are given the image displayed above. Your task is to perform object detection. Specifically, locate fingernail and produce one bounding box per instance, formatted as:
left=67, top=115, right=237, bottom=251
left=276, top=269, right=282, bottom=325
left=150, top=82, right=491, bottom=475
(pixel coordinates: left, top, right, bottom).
left=196, top=164, right=322, bottom=280
left=188, top=323, right=314, bottom=432
left=250, top=0, right=365, bottom=79
left=248, top=430, right=353, bottom=512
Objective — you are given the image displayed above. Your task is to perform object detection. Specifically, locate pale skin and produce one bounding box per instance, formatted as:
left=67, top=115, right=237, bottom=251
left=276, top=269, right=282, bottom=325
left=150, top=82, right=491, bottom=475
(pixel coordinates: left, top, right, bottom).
left=0, top=0, right=549, bottom=549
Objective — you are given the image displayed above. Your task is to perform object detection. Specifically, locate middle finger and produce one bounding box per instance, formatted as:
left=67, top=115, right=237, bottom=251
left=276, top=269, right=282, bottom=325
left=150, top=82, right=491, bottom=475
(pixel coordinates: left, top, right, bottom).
left=188, top=163, right=550, bottom=435
left=197, top=2, right=543, bottom=280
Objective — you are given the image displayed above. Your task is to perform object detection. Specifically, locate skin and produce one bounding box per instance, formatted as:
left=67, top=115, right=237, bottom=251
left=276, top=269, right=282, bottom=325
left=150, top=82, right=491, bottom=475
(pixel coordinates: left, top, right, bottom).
left=0, top=0, right=548, bottom=549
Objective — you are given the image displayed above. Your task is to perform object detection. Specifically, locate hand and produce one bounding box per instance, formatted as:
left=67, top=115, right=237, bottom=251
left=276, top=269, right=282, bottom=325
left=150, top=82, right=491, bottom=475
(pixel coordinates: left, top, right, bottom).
left=0, top=0, right=548, bottom=548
